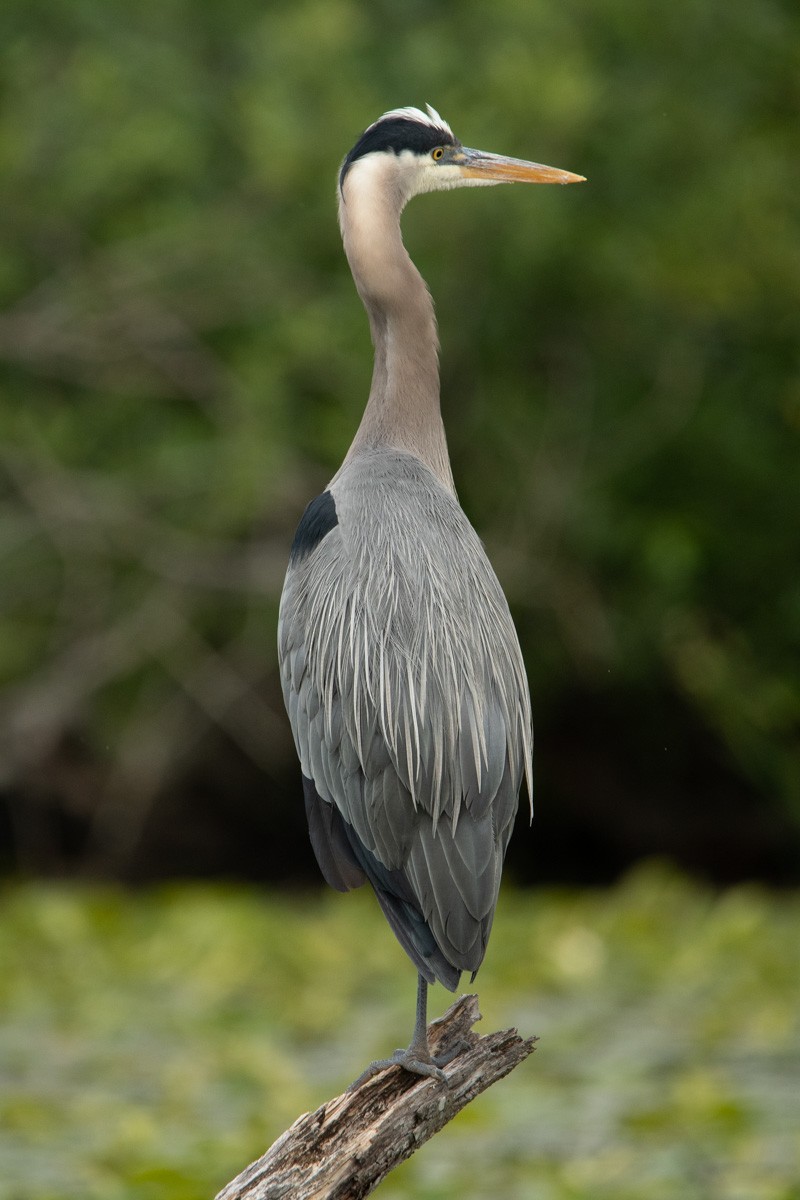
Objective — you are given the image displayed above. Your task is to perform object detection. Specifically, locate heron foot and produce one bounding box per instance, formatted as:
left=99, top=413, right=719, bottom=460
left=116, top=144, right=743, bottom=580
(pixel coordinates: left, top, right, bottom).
left=349, top=1044, right=451, bottom=1089
left=348, top=976, right=469, bottom=1090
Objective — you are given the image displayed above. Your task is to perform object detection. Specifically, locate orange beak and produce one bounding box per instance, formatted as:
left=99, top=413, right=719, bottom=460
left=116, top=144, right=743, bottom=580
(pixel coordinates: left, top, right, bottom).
left=457, top=147, right=585, bottom=185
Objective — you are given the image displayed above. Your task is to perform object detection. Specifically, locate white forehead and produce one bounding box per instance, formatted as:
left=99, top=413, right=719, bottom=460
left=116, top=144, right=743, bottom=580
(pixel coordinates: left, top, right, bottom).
left=367, top=104, right=454, bottom=140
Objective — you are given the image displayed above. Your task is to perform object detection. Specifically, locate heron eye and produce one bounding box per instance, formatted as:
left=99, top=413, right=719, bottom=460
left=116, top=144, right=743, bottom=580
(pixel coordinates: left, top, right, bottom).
left=432, top=147, right=444, bottom=161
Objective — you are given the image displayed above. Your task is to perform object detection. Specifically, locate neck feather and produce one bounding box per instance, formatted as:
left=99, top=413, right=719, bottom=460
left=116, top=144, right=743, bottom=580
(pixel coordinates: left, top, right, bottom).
left=337, top=157, right=455, bottom=493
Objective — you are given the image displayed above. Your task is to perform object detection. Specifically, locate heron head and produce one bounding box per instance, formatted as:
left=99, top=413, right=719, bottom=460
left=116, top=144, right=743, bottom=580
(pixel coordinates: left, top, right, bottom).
left=339, top=104, right=585, bottom=209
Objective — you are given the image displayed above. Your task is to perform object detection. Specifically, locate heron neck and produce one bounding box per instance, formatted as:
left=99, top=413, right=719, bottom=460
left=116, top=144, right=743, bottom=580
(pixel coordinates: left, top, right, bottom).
left=338, top=175, right=455, bottom=494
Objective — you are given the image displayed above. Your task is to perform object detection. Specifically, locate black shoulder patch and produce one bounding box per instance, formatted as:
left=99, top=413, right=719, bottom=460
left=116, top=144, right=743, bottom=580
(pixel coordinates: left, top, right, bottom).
left=339, top=118, right=457, bottom=190
left=289, top=490, right=338, bottom=564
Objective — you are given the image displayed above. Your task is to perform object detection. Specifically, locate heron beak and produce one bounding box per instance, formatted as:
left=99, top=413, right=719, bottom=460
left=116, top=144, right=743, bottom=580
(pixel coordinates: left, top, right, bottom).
left=457, top=147, right=585, bottom=185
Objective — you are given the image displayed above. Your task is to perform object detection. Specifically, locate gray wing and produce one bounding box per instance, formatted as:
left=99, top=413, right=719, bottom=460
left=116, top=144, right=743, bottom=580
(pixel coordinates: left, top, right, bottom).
left=278, top=452, right=532, bottom=989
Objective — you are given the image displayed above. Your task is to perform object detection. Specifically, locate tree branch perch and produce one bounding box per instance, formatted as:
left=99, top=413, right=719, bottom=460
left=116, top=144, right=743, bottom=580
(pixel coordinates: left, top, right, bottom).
left=215, top=994, right=536, bottom=1200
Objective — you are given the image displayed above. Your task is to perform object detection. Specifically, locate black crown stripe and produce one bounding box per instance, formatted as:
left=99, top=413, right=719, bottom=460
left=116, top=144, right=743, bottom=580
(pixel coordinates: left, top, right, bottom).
left=339, top=118, right=458, bottom=189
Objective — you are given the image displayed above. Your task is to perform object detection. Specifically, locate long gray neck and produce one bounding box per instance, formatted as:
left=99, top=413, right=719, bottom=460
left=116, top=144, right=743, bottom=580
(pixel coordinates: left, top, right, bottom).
left=337, top=160, right=455, bottom=493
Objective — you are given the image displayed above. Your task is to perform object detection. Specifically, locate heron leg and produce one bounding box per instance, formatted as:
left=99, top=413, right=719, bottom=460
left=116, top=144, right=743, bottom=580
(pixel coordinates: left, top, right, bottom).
left=349, top=974, right=461, bottom=1089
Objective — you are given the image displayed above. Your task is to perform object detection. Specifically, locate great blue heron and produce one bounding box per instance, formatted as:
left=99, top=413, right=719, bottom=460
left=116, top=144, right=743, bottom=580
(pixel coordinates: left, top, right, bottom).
left=279, top=105, right=584, bottom=1082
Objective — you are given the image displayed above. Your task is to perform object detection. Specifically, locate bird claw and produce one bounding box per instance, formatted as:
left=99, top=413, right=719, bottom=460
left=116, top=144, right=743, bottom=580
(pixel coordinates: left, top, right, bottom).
left=430, top=1036, right=469, bottom=1068
left=348, top=1045, right=451, bottom=1090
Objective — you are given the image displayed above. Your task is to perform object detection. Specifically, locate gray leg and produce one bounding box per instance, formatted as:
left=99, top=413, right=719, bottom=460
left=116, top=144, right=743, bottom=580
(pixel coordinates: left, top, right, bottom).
left=407, top=973, right=433, bottom=1058
left=349, top=974, right=460, bottom=1089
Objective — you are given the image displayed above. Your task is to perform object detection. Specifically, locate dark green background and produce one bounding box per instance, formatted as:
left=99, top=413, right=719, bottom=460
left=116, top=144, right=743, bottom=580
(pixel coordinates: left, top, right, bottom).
left=2, top=0, right=798, bottom=883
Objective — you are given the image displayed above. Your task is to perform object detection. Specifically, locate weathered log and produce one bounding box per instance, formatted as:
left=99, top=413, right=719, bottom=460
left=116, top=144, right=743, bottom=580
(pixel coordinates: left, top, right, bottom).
left=215, top=994, right=536, bottom=1200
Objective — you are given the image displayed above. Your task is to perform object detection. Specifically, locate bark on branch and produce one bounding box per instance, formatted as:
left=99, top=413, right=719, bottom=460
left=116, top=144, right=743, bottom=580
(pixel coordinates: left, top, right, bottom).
left=215, top=994, right=536, bottom=1200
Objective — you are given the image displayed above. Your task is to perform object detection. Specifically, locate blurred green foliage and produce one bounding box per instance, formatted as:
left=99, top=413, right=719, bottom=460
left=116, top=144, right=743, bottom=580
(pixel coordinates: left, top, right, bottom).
left=0, top=0, right=799, bottom=871
left=1, top=868, right=799, bottom=1198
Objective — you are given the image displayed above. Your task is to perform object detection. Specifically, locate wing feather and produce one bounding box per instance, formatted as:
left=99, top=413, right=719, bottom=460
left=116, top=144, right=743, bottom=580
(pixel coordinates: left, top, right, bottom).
left=278, top=451, right=533, bottom=988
